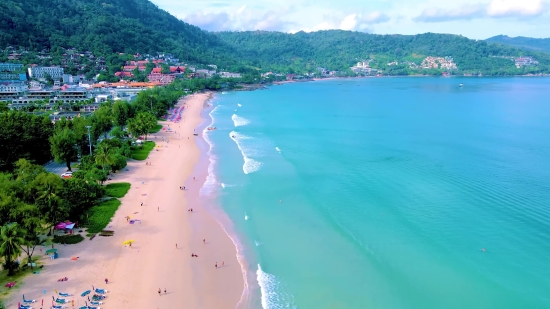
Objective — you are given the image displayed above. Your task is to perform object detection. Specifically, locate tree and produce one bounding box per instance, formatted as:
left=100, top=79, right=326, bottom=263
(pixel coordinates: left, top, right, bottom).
left=32, top=173, right=66, bottom=229
left=0, top=223, right=25, bottom=275
left=90, top=104, right=113, bottom=140
left=50, top=128, right=78, bottom=171
left=94, top=144, right=116, bottom=173
left=127, top=112, right=157, bottom=141
left=112, top=101, right=129, bottom=127
left=0, top=111, right=53, bottom=172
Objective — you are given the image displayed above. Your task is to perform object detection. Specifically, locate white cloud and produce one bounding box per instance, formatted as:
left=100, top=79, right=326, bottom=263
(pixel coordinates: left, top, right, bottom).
left=487, top=0, right=545, bottom=17
left=414, top=0, right=549, bottom=22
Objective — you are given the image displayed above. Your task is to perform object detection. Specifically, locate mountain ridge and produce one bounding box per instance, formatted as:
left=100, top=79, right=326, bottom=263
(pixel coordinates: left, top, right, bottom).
left=486, top=35, right=550, bottom=53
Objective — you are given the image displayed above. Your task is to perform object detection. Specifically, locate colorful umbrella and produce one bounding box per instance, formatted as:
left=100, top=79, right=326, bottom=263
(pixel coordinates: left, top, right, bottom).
left=46, top=248, right=57, bottom=254
left=81, top=290, right=91, bottom=297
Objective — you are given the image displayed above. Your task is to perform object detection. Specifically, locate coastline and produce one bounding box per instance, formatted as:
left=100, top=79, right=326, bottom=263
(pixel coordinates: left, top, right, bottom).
left=5, top=92, right=244, bottom=309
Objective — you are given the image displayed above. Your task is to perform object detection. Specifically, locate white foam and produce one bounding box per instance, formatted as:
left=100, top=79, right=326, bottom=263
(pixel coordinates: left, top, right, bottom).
left=255, top=240, right=263, bottom=246
left=256, top=264, right=296, bottom=309
left=238, top=103, right=242, bottom=107
left=199, top=105, right=223, bottom=196
left=230, top=131, right=262, bottom=174
left=275, top=147, right=281, bottom=153
left=232, top=114, right=250, bottom=127
left=245, top=212, right=249, bottom=221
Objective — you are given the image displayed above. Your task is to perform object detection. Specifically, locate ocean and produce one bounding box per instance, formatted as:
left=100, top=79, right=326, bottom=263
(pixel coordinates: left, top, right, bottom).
left=200, top=77, right=550, bottom=309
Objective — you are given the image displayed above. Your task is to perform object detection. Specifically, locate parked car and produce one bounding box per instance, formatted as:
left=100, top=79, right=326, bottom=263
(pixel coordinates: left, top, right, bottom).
left=61, top=172, right=73, bottom=179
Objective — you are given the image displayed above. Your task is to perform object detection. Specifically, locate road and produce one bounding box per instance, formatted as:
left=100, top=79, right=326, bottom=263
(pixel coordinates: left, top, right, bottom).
left=43, top=160, right=71, bottom=174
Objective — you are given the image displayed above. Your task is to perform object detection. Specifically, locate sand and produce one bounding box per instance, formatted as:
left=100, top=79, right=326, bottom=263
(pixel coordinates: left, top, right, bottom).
left=6, top=92, right=244, bottom=309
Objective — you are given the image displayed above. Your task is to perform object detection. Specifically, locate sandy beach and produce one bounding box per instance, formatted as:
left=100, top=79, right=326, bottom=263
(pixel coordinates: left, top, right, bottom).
left=6, top=92, right=243, bottom=309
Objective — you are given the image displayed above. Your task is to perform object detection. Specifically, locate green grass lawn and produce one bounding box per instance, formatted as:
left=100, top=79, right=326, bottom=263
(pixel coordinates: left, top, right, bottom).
left=105, top=182, right=131, bottom=198
left=131, top=141, right=155, bottom=160
left=85, top=199, right=122, bottom=234
left=149, top=124, right=162, bottom=133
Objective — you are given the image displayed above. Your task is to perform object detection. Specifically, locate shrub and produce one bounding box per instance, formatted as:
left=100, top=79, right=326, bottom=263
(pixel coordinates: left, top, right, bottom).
left=53, top=234, right=84, bottom=244
left=105, top=182, right=131, bottom=198
left=149, top=124, right=163, bottom=133
left=131, top=141, right=155, bottom=160
left=85, top=199, right=122, bottom=234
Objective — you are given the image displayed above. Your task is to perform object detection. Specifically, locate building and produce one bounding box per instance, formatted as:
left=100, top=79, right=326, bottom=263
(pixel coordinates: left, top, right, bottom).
left=147, top=72, right=176, bottom=85
left=170, top=66, right=186, bottom=74
left=220, top=72, right=242, bottom=78
left=0, top=63, right=24, bottom=72
left=0, top=83, right=28, bottom=101
left=515, top=57, right=539, bottom=67
left=28, top=66, right=64, bottom=80
left=57, top=89, right=89, bottom=104
left=0, top=73, right=27, bottom=82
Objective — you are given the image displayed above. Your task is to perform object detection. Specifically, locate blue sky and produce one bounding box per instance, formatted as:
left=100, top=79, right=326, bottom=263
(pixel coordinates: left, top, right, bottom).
left=151, top=0, right=550, bottom=39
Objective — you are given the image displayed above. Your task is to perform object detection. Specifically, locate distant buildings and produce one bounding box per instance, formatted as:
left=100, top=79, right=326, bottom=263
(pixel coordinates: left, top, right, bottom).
left=421, top=57, right=457, bottom=70
left=515, top=57, right=538, bottom=68
left=0, top=63, right=24, bottom=72
left=219, top=72, right=241, bottom=78
left=28, top=66, right=64, bottom=80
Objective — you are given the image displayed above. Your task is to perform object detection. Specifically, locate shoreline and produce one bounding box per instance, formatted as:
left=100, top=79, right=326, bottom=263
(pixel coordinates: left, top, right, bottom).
left=5, top=92, right=244, bottom=309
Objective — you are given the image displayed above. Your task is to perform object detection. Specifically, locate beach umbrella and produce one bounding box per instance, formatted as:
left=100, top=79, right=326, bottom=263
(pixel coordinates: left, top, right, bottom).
left=122, top=240, right=134, bottom=245
left=46, top=248, right=57, bottom=254
left=80, top=290, right=91, bottom=297
left=5, top=282, right=16, bottom=288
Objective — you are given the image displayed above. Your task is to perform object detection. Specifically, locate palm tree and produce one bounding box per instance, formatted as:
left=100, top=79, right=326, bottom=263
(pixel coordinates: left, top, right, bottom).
left=0, top=223, right=25, bottom=276
left=94, top=145, right=116, bottom=173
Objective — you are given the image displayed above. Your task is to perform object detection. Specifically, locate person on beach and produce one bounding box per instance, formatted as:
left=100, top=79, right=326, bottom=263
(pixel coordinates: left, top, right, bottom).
left=176, top=243, right=178, bottom=249
left=203, top=239, right=205, bottom=244
left=164, top=288, right=167, bottom=294
left=215, top=262, right=218, bottom=268
left=105, top=278, right=108, bottom=284
left=193, top=177, right=195, bottom=181
left=141, top=202, right=143, bottom=206
left=158, top=207, right=159, bottom=212
left=158, top=288, right=161, bottom=296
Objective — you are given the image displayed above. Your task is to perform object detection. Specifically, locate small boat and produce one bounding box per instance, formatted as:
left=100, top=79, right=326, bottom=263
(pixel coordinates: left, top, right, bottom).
left=459, top=83, right=464, bottom=87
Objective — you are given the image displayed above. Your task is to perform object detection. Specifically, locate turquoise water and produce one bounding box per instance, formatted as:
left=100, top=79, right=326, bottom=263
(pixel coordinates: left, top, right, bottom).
left=203, top=77, right=550, bottom=309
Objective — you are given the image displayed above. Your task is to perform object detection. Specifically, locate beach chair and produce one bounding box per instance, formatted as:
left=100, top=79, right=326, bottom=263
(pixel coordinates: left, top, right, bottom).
left=52, top=305, right=67, bottom=309
left=55, top=298, right=67, bottom=304
left=94, top=288, right=108, bottom=294
left=90, top=301, right=102, bottom=305
left=19, top=305, right=32, bottom=309
left=59, top=292, right=72, bottom=297
left=22, top=294, right=35, bottom=303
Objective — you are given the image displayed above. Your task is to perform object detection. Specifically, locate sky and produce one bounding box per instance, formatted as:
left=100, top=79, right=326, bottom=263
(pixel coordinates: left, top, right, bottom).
left=150, top=0, right=550, bottom=39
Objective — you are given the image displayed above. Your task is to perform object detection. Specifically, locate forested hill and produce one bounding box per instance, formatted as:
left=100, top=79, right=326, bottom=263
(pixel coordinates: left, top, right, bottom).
left=0, top=0, right=236, bottom=65
left=486, top=35, right=550, bottom=53
left=217, top=31, right=550, bottom=75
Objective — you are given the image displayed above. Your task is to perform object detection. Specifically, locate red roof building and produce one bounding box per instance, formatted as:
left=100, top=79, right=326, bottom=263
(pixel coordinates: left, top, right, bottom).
left=169, top=66, right=186, bottom=74
left=151, top=68, right=162, bottom=74
left=115, top=72, right=134, bottom=78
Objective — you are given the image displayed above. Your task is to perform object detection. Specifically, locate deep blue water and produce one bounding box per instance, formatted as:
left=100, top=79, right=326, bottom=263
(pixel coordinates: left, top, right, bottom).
left=203, top=77, right=550, bottom=309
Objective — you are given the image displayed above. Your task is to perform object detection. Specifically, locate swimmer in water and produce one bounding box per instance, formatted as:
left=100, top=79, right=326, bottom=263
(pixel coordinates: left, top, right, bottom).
left=481, top=248, right=486, bottom=252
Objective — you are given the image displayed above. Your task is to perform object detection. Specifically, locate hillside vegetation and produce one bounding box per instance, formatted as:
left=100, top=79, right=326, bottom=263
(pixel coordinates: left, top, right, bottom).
left=216, top=31, right=550, bottom=75
left=486, top=35, right=550, bottom=54
left=1, top=0, right=550, bottom=75
left=0, top=0, right=237, bottom=65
